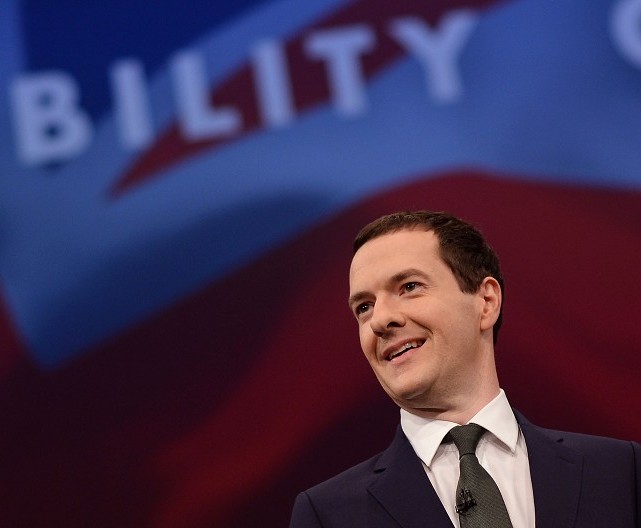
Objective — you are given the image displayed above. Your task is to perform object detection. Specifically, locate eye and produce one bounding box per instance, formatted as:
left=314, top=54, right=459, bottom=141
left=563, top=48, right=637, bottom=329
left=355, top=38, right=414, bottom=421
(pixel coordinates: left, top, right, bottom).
left=356, top=302, right=371, bottom=316
left=403, top=282, right=418, bottom=292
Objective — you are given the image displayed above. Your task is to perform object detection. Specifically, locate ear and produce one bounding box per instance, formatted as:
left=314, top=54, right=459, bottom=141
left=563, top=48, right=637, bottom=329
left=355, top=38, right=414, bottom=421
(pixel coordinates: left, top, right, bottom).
left=478, top=277, right=501, bottom=332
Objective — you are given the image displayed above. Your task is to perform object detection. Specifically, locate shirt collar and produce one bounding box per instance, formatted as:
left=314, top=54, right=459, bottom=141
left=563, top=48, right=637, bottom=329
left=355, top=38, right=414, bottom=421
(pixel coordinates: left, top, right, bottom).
left=400, top=389, right=519, bottom=467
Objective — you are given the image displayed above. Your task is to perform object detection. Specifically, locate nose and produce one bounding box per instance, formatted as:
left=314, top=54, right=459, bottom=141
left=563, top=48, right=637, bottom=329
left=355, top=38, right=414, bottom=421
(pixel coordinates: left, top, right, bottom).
left=369, top=295, right=405, bottom=336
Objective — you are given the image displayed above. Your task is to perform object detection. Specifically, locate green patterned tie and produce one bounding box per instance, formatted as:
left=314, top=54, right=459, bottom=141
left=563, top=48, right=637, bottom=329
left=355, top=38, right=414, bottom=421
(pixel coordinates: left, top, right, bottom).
left=447, top=424, right=513, bottom=528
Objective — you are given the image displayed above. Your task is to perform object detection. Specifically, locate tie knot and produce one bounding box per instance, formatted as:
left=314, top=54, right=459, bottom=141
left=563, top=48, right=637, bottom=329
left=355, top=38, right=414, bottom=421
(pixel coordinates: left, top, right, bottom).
left=447, top=423, right=486, bottom=457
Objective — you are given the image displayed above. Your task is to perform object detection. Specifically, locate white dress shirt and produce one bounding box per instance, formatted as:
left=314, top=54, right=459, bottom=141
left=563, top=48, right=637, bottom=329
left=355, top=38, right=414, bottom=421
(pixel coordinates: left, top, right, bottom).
left=400, top=390, right=535, bottom=528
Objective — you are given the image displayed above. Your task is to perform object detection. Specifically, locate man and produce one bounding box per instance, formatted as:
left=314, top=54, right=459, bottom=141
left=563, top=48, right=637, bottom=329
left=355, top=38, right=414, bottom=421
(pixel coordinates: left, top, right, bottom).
left=290, top=210, right=641, bottom=527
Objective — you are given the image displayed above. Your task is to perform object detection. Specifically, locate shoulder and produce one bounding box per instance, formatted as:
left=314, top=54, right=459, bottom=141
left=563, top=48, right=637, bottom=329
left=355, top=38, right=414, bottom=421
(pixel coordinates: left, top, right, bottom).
left=294, top=426, right=412, bottom=510
left=538, top=426, right=638, bottom=448
left=302, top=449, right=385, bottom=503
left=516, top=409, right=641, bottom=461
left=514, top=413, right=641, bottom=526
left=290, top=450, right=388, bottom=527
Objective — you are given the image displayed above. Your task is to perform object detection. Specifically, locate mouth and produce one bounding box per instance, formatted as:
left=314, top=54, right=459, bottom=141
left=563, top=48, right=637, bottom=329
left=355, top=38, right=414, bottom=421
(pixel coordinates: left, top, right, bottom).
left=386, top=340, right=425, bottom=361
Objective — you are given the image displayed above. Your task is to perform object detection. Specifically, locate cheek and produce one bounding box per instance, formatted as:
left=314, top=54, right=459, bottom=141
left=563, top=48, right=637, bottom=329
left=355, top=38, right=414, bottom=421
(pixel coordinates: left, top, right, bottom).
left=359, top=325, right=376, bottom=356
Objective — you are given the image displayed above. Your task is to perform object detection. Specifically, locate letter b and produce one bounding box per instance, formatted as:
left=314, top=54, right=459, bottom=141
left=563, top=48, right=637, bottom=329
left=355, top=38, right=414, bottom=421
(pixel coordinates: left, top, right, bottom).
left=10, top=72, right=93, bottom=165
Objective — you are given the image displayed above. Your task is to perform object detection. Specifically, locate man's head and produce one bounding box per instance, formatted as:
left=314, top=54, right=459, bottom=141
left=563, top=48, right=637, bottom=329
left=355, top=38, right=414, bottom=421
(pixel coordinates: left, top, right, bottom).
left=348, top=211, right=504, bottom=421
left=353, top=211, right=504, bottom=344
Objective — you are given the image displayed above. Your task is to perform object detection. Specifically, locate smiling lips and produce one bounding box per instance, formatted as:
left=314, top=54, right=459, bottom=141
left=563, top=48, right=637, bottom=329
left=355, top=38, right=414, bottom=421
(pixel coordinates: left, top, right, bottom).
left=386, top=340, right=425, bottom=361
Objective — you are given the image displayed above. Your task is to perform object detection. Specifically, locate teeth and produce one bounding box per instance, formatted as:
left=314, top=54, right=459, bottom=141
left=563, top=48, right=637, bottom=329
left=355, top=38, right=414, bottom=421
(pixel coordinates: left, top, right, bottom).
left=388, top=340, right=425, bottom=360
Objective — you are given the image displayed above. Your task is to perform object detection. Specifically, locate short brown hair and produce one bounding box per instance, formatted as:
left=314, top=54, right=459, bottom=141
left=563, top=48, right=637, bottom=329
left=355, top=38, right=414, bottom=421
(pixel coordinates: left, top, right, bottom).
left=353, top=211, right=504, bottom=344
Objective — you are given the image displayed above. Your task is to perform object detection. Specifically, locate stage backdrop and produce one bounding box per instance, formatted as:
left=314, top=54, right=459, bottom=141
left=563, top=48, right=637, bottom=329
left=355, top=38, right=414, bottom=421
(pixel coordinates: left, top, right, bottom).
left=2, top=0, right=641, bottom=526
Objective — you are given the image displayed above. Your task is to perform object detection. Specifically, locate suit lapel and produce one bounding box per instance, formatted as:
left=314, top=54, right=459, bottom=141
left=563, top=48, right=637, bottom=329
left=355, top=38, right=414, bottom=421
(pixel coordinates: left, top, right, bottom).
left=367, top=427, right=454, bottom=528
left=516, top=411, right=583, bottom=528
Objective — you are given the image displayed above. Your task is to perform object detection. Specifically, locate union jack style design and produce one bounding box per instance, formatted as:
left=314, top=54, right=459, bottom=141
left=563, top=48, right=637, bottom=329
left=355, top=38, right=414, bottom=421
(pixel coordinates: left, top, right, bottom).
left=1, top=0, right=640, bottom=526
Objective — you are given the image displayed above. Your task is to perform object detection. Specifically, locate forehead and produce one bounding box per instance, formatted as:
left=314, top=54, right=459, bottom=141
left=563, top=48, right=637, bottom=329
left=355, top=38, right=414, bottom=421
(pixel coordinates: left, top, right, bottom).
left=349, top=229, right=442, bottom=285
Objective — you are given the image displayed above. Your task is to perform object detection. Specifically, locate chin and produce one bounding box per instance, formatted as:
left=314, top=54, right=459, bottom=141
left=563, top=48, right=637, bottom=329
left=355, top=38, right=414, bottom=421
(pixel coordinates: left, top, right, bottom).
left=387, top=382, right=431, bottom=407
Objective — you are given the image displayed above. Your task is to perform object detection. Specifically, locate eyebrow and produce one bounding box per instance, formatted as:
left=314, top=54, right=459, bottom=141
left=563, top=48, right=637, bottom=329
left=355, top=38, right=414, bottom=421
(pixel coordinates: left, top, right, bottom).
left=348, top=268, right=430, bottom=307
left=347, top=291, right=369, bottom=309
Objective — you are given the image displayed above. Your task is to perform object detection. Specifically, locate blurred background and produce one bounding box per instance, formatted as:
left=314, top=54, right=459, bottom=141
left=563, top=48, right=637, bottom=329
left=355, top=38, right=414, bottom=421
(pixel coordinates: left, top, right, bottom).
left=1, top=0, right=641, bottom=526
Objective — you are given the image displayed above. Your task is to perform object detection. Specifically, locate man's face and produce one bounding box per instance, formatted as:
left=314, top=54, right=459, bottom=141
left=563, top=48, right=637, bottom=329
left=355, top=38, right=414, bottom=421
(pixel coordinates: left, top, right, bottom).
left=348, top=229, right=494, bottom=416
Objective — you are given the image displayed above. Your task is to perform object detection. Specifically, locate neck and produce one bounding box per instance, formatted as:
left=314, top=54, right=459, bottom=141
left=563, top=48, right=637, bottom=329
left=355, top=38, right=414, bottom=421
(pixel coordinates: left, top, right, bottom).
left=401, top=379, right=501, bottom=424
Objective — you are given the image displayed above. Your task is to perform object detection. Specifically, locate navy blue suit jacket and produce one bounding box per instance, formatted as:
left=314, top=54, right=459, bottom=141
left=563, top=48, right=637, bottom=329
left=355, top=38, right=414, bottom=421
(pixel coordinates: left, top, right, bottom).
left=290, top=412, right=641, bottom=527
